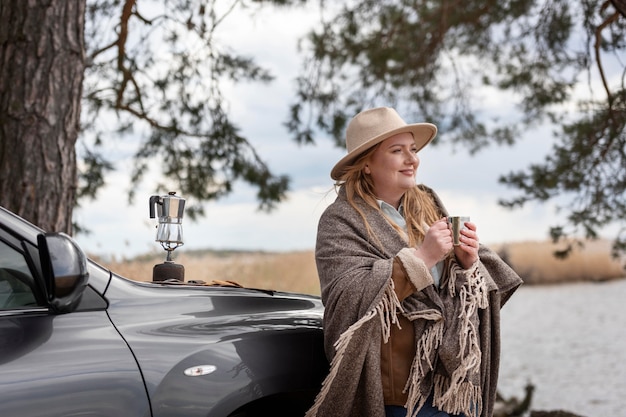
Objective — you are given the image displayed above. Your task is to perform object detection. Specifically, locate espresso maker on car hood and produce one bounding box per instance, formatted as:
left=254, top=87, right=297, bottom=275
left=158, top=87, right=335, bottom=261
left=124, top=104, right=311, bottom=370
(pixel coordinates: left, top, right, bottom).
left=149, top=191, right=186, bottom=282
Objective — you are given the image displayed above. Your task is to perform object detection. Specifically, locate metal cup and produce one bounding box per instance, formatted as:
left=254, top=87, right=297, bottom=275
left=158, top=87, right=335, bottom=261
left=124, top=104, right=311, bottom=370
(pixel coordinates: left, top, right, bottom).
left=448, top=216, right=470, bottom=246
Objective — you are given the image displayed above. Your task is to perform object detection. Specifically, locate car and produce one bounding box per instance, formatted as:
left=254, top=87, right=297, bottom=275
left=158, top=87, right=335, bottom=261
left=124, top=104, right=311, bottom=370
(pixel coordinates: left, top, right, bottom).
left=0, top=205, right=329, bottom=417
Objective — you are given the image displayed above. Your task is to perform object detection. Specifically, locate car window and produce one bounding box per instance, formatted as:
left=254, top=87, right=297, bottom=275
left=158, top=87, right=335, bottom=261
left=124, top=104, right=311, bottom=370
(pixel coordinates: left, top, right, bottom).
left=0, top=240, right=40, bottom=309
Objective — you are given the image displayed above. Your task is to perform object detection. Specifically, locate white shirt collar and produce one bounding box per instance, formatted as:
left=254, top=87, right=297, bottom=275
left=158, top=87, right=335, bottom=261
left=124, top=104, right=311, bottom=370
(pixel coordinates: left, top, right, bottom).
left=377, top=199, right=406, bottom=231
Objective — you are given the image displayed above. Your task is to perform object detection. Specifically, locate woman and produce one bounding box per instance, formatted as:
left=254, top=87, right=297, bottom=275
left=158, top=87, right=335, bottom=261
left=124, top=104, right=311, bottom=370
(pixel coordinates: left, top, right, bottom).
left=305, top=107, right=522, bottom=417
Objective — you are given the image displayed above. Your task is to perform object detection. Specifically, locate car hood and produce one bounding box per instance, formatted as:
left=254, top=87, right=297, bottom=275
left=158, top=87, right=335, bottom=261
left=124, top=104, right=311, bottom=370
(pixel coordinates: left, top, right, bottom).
left=102, top=274, right=326, bottom=408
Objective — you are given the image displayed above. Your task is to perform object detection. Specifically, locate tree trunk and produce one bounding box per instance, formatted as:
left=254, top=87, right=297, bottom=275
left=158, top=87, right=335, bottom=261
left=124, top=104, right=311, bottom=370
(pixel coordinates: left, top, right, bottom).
left=0, top=0, right=85, bottom=234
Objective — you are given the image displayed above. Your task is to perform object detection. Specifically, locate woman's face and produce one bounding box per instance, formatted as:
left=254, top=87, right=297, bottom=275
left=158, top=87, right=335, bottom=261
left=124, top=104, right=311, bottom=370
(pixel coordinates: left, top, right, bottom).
left=365, top=132, right=419, bottom=208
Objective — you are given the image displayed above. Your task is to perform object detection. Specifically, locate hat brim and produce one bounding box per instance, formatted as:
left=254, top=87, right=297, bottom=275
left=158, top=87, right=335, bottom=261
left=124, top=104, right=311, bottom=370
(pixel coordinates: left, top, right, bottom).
left=330, top=123, right=437, bottom=180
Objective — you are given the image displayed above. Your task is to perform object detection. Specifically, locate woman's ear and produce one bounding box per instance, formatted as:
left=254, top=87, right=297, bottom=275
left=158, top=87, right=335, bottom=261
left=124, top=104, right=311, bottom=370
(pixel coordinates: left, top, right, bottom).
left=364, top=164, right=371, bottom=174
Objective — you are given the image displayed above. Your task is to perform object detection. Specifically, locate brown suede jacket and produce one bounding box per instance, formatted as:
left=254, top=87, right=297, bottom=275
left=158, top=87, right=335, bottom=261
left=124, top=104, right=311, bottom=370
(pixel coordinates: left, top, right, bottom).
left=381, top=258, right=418, bottom=406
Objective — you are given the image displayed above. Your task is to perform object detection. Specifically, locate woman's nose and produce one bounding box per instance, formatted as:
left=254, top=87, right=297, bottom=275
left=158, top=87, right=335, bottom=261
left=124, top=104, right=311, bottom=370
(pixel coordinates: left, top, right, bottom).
left=405, top=151, right=418, bottom=164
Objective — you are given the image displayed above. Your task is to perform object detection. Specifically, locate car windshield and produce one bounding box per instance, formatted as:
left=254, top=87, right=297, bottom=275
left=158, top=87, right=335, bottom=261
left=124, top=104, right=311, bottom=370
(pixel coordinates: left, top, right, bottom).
left=0, top=206, right=44, bottom=243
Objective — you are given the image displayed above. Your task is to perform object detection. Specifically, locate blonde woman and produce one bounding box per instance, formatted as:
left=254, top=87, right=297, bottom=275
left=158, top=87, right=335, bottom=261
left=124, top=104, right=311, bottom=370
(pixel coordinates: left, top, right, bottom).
left=306, top=107, right=522, bottom=417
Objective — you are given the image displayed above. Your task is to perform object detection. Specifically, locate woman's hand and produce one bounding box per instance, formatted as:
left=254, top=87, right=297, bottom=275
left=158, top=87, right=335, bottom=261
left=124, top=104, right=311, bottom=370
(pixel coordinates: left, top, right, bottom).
left=413, top=218, right=453, bottom=268
left=454, top=220, right=480, bottom=269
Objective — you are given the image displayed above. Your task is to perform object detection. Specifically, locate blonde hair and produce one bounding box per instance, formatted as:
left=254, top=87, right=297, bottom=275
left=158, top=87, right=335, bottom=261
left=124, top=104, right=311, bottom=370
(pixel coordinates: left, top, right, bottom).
left=336, top=145, right=441, bottom=247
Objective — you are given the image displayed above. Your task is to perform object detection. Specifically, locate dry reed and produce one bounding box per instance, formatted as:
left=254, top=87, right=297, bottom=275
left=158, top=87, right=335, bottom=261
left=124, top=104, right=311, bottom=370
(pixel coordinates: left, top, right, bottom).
left=492, top=239, right=624, bottom=285
left=95, top=250, right=321, bottom=295
left=93, top=239, right=625, bottom=295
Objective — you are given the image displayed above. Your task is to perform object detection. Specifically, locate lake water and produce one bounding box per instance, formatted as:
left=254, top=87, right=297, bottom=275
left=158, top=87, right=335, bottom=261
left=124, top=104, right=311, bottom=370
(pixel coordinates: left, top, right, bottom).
left=498, top=278, right=626, bottom=416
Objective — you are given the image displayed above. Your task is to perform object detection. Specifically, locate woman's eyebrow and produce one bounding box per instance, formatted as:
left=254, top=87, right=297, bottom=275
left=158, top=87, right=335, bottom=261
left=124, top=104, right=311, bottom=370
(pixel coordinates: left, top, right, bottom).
left=386, top=142, right=413, bottom=149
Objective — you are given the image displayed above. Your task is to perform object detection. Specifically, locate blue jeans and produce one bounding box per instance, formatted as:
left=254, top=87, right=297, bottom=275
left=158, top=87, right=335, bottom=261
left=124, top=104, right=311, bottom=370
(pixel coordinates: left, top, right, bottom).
left=385, top=395, right=468, bottom=417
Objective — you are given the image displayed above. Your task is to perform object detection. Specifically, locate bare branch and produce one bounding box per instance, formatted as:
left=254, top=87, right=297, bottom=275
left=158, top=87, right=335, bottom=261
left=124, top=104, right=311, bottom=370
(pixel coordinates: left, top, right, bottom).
left=594, top=10, right=620, bottom=107
left=611, top=0, right=626, bottom=17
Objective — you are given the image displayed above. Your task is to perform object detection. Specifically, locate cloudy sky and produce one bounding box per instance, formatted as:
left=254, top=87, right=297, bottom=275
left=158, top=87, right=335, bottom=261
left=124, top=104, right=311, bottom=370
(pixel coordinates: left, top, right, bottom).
left=72, top=3, right=602, bottom=259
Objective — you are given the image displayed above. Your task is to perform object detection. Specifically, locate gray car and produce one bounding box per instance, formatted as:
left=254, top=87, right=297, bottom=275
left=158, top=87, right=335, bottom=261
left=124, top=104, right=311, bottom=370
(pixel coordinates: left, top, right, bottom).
left=0, top=205, right=328, bottom=417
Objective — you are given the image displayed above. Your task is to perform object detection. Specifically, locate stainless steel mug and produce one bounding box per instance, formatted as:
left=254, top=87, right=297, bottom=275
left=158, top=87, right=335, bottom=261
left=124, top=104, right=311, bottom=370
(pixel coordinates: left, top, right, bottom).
left=448, top=216, right=470, bottom=246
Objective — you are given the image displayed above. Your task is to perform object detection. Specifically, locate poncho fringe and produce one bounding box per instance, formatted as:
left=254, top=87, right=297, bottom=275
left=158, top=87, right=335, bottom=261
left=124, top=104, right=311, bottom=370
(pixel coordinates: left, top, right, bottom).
left=431, top=260, right=487, bottom=417
left=403, top=318, right=444, bottom=416
left=305, top=278, right=404, bottom=417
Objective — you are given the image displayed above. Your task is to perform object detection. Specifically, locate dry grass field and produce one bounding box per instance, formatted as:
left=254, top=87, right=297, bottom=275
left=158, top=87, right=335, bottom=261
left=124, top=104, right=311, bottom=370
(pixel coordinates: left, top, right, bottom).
left=490, top=238, right=624, bottom=285
left=93, top=239, right=625, bottom=295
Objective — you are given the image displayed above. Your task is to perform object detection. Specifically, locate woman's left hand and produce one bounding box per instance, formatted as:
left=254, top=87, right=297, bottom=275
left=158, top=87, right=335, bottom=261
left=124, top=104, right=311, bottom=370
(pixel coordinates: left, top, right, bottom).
left=453, top=220, right=480, bottom=269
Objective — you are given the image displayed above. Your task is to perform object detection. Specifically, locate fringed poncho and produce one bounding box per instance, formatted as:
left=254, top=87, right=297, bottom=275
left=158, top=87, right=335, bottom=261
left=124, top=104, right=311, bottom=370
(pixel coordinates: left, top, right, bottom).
left=306, top=185, right=522, bottom=417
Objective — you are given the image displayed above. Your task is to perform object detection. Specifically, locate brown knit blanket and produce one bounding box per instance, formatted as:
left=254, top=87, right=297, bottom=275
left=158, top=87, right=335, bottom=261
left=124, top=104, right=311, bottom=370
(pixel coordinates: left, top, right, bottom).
left=306, top=186, right=522, bottom=417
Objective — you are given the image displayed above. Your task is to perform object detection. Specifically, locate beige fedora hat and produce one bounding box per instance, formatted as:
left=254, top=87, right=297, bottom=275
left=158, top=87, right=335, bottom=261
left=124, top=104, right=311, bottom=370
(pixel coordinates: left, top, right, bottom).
left=331, top=107, right=437, bottom=180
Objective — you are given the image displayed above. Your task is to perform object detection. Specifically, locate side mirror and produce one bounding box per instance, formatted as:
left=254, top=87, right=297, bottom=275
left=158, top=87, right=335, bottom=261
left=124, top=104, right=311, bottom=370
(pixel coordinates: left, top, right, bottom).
left=37, top=233, right=89, bottom=313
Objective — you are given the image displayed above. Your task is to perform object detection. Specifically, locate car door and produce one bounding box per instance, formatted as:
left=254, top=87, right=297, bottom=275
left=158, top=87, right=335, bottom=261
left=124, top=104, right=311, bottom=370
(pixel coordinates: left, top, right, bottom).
left=0, top=233, right=152, bottom=417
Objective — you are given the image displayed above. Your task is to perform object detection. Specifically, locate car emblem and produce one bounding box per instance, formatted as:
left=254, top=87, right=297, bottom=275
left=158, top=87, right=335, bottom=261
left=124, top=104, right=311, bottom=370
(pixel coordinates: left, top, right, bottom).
left=183, top=365, right=217, bottom=377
